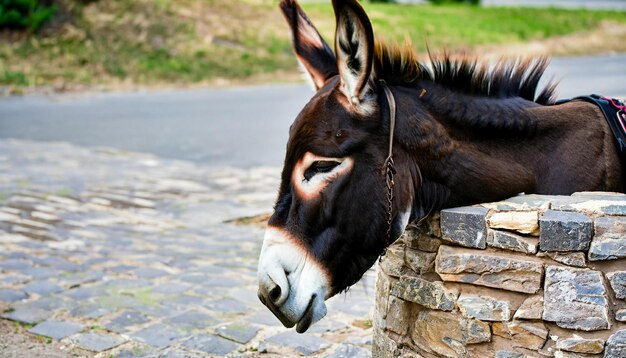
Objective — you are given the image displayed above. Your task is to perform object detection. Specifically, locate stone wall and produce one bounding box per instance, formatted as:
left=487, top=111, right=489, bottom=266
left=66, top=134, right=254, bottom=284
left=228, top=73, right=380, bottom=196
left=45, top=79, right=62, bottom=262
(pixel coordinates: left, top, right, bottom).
left=373, top=192, right=626, bottom=357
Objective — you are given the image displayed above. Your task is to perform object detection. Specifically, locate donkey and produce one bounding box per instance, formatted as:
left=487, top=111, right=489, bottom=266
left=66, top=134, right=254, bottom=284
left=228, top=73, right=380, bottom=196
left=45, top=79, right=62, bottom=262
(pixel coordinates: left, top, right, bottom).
left=257, top=0, right=624, bottom=333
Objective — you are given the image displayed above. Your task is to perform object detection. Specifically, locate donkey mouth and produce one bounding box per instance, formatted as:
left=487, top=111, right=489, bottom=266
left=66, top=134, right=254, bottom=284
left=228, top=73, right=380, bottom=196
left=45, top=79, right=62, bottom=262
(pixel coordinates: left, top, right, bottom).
left=295, top=294, right=317, bottom=333
left=257, top=291, right=295, bottom=328
left=258, top=291, right=319, bottom=333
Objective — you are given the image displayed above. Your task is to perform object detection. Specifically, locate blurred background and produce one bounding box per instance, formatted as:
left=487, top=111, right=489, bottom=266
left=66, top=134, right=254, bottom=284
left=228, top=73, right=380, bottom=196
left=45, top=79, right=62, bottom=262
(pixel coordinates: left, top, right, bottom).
left=2, top=0, right=626, bottom=94
left=0, top=1, right=625, bottom=357
left=1, top=0, right=626, bottom=167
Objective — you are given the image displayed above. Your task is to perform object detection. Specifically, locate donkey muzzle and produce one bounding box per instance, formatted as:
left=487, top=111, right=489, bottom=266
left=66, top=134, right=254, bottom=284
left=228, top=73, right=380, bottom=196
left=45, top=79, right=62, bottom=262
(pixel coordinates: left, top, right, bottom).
left=257, top=227, right=329, bottom=332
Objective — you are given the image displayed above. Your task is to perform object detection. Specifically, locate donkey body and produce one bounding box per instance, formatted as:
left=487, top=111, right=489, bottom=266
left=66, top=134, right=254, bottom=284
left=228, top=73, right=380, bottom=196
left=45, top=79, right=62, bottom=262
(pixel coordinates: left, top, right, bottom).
left=257, top=0, right=624, bottom=333
left=401, top=80, right=624, bottom=216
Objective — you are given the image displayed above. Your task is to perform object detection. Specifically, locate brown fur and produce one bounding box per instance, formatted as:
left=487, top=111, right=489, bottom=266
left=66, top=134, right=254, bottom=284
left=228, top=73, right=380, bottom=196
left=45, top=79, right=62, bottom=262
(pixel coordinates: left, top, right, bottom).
left=269, top=0, right=625, bottom=299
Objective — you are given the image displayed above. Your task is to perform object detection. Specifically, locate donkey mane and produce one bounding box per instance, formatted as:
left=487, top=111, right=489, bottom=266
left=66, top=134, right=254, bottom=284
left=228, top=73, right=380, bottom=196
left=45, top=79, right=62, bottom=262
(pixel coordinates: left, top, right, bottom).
left=373, top=40, right=557, bottom=105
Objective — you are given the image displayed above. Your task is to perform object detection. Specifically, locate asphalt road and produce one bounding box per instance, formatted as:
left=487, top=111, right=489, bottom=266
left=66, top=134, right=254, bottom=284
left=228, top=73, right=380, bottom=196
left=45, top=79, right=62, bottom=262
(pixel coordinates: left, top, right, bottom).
left=1, top=53, right=625, bottom=168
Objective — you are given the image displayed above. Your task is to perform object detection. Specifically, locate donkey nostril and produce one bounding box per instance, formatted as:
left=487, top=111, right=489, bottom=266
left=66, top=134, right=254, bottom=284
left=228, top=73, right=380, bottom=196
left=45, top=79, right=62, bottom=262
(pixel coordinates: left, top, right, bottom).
left=269, top=285, right=282, bottom=303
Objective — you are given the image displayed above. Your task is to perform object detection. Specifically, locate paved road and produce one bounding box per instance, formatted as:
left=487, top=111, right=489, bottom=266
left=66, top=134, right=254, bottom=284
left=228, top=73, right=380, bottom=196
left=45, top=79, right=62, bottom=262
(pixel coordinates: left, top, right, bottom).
left=0, top=84, right=309, bottom=168
left=483, top=0, right=626, bottom=10
left=1, top=54, right=625, bottom=168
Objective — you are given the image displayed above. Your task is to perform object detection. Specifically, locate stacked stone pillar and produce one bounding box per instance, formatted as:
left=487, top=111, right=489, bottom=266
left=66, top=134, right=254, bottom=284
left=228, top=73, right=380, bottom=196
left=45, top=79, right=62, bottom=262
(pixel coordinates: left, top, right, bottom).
left=373, top=192, right=626, bottom=357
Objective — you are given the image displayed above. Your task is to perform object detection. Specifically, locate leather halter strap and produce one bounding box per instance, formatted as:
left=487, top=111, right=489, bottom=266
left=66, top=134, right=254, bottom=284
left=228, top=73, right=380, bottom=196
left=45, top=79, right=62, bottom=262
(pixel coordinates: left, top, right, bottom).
left=379, top=80, right=397, bottom=246
left=381, top=80, right=396, bottom=162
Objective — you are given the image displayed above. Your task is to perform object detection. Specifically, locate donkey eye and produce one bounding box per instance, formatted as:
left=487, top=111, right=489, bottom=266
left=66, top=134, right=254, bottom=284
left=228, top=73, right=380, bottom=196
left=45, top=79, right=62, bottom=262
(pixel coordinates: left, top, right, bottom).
left=304, top=161, right=341, bottom=181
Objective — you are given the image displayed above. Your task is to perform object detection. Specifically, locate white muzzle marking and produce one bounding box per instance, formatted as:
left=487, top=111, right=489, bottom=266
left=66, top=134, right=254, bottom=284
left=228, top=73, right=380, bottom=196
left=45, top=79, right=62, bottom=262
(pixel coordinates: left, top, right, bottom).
left=257, top=226, right=329, bottom=332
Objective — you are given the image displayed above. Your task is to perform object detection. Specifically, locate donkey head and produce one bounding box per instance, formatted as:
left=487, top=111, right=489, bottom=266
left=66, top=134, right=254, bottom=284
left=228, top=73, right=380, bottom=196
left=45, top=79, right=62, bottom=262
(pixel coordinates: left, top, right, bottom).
left=257, top=0, right=416, bottom=332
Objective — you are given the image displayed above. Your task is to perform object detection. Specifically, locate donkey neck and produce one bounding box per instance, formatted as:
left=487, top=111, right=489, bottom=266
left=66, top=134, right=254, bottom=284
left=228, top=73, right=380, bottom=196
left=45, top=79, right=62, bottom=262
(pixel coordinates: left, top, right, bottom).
left=391, top=83, right=539, bottom=215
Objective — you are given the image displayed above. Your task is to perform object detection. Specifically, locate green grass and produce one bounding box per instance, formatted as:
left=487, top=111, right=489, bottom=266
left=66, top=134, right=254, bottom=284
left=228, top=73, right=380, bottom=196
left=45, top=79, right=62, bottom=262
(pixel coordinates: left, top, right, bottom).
left=0, top=0, right=625, bottom=91
left=302, top=2, right=626, bottom=52
left=1, top=69, right=28, bottom=86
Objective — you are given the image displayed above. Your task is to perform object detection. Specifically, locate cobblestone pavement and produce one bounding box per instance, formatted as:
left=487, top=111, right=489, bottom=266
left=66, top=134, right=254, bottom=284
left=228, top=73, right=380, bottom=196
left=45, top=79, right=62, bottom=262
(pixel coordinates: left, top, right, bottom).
left=0, top=140, right=375, bottom=357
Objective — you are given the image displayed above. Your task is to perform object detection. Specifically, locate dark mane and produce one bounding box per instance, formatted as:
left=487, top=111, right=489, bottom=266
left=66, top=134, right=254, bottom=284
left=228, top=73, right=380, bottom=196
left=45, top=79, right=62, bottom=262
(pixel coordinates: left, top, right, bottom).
left=374, top=40, right=557, bottom=105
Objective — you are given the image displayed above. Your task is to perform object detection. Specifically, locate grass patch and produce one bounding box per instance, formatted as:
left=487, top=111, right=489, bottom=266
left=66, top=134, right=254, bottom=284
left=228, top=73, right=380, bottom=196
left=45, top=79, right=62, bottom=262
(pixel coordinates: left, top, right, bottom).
left=302, top=2, right=626, bottom=52
left=1, top=69, right=28, bottom=86
left=89, top=324, right=105, bottom=331
left=226, top=212, right=270, bottom=227
left=53, top=187, right=72, bottom=197
left=352, top=318, right=373, bottom=329
left=0, top=1, right=624, bottom=90
left=16, top=179, right=31, bottom=188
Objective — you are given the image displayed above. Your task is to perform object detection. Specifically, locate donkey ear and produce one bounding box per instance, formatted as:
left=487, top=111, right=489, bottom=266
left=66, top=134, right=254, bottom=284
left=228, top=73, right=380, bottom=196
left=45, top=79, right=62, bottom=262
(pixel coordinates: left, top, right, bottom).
left=332, top=0, right=375, bottom=106
left=280, top=0, right=338, bottom=90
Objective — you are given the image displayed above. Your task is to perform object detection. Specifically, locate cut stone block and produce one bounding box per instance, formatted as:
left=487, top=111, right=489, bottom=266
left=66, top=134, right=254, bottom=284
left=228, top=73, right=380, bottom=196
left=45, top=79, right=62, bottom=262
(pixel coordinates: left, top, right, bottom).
left=404, top=248, right=436, bottom=274
left=555, top=337, right=604, bottom=354
left=215, top=321, right=259, bottom=344
left=182, top=334, right=239, bottom=356
left=605, top=330, right=626, bottom=358
left=385, top=296, right=411, bottom=336
left=378, top=245, right=408, bottom=278
left=132, top=323, right=184, bottom=349
left=552, top=194, right=626, bottom=215
left=0, top=289, right=28, bottom=303
left=165, top=311, right=217, bottom=332
left=406, top=236, right=442, bottom=253
left=435, top=245, right=544, bottom=294
left=539, top=210, right=592, bottom=252
left=572, top=191, right=626, bottom=197
left=375, top=268, right=393, bottom=320
left=483, top=195, right=553, bottom=211
left=607, top=271, right=626, bottom=300
left=266, top=331, right=331, bottom=355
left=487, top=211, right=539, bottom=235
left=390, top=274, right=458, bottom=311
left=29, top=320, right=84, bottom=339
left=617, top=309, right=626, bottom=322
left=325, top=344, right=371, bottom=358
left=403, top=214, right=441, bottom=242
left=543, top=266, right=610, bottom=331
left=246, top=311, right=281, bottom=327
left=588, top=216, right=626, bottom=261
left=457, top=294, right=512, bottom=321
left=546, top=252, right=586, bottom=267
left=306, top=319, right=348, bottom=334
left=513, top=295, right=543, bottom=320
left=493, top=320, right=548, bottom=350
left=104, top=310, right=150, bottom=333
left=412, top=309, right=490, bottom=357
left=22, top=282, right=64, bottom=296
left=154, top=348, right=204, bottom=358
left=1, top=306, right=51, bottom=324
left=487, top=229, right=538, bottom=254
left=131, top=267, right=168, bottom=279
left=372, top=328, right=400, bottom=358
left=70, top=332, right=126, bottom=352
left=440, top=206, right=489, bottom=249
